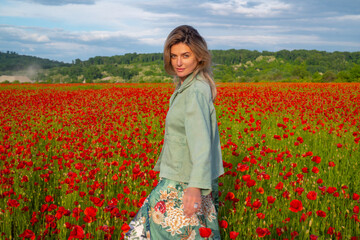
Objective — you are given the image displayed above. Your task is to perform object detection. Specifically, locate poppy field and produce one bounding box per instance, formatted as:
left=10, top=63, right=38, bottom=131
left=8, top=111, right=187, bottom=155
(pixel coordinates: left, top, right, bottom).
left=0, top=82, right=359, bottom=239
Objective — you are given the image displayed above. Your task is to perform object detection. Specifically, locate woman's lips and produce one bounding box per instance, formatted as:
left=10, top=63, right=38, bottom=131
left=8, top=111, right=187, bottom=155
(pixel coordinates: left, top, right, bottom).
left=176, top=68, right=185, bottom=72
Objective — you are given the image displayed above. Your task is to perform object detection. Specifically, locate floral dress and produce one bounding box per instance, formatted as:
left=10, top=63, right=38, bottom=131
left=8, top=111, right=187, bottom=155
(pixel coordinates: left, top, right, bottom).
left=125, top=178, right=221, bottom=239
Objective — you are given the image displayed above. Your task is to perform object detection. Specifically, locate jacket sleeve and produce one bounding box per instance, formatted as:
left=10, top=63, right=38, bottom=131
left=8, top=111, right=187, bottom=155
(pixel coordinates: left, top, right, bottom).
left=184, top=88, right=213, bottom=195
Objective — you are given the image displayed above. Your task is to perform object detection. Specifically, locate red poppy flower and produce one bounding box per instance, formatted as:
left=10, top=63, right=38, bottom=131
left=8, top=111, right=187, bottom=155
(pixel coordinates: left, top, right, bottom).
left=291, top=231, right=299, bottom=238
left=71, top=207, right=83, bottom=221
left=311, top=156, right=321, bottom=164
left=267, top=196, right=276, bottom=204
left=307, top=191, right=317, bottom=200
left=289, top=199, right=303, bottom=213
left=219, top=220, right=228, bottom=229
left=229, top=231, right=239, bottom=239
left=237, top=164, right=249, bottom=172
left=246, top=179, right=256, bottom=188
left=90, top=197, right=104, bottom=207
left=353, top=206, right=359, bottom=214
left=19, top=229, right=35, bottom=240
left=310, top=235, right=318, bottom=240
left=112, top=174, right=118, bottom=181
left=327, top=187, right=337, bottom=194
left=327, top=227, right=335, bottom=235
left=256, top=187, right=264, bottom=194
left=199, top=227, right=212, bottom=238
left=21, top=175, right=29, bottom=183
left=225, top=192, right=235, bottom=201
left=242, top=174, right=251, bottom=182
left=295, top=188, right=304, bottom=196
left=282, top=190, right=291, bottom=199
left=45, top=195, right=54, bottom=203
left=299, top=213, right=307, bottom=222
left=45, top=214, right=56, bottom=223
left=283, top=217, right=290, bottom=223
left=275, top=182, right=284, bottom=190
left=83, top=206, right=97, bottom=223
left=7, top=199, right=20, bottom=208
left=316, top=210, right=326, bottom=217
left=68, top=225, right=84, bottom=240
left=353, top=193, right=360, bottom=200
left=312, top=166, right=319, bottom=174
left=273, top=134, right=281, bottom=140
left=256, top=227, right=270, bottom=238
left=123, top=186, right=131, bottom=194
left=252, top=199, right=262, bottom=210
left=121, top=223, right=130, bottom=233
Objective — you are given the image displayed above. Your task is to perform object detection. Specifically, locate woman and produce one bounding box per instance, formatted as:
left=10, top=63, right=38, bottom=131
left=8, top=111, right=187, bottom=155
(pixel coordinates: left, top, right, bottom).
left=126, top=25, right=224, bottom=240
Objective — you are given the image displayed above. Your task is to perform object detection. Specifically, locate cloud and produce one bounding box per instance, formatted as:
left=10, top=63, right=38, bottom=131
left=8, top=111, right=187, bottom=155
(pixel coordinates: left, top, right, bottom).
left=329, top=15, right=360, bottom=21
left=207, top=33, right=360, bottom=51
left=207, top=34, right=320, bottom=46
left=17, top=0, right=95, bottom=6
left=201, top=0, right=292, bottom=17
left=1, top=0, right=358, bottom=62
left=0, top=0, right=182, bottom=30
left=0, top=24, right=165, bottom=62
left=0, top=25, right=50, bottom=43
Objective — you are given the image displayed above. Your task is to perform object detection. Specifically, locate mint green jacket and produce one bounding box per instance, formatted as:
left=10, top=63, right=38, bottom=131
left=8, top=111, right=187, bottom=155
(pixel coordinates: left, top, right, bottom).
left=153, top=73, right=224, bottom=195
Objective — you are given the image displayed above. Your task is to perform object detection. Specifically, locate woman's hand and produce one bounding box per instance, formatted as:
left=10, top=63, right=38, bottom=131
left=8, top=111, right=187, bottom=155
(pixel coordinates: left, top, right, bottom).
left=183, top=187, right=201, bottom=218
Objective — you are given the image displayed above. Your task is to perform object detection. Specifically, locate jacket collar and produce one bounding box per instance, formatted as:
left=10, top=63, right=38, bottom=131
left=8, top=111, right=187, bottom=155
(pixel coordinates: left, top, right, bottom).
left=177, top=72, right=198, bottom=93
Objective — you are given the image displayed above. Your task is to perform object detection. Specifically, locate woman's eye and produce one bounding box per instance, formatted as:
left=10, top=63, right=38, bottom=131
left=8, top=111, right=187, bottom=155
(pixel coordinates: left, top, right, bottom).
left=183, top=55, right=189, bottom=58
left=171, top=55, right=176, bottom=59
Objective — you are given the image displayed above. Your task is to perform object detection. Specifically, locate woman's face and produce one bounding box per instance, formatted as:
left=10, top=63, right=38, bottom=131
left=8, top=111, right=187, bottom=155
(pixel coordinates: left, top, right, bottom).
left=170, top=42, right=199, bottom=83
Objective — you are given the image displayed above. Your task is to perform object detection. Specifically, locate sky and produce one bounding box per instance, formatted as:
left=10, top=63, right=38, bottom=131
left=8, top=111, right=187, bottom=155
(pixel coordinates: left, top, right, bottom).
left=0, top=0, right=359, bottom=63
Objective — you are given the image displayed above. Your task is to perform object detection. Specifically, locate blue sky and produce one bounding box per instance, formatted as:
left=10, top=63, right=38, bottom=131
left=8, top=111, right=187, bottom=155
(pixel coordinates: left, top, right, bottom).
left=0, top=0, right=359, bottom=63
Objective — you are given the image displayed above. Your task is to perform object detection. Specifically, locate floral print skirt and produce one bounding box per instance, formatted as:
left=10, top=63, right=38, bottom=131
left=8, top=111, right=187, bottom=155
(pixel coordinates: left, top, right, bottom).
left=125, top=178, right=221, bottom=240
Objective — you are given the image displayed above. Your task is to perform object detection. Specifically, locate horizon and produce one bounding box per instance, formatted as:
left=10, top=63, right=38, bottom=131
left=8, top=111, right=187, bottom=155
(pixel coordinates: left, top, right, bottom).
left=2, top=48, right=360, bottom=64
left=1, top=0, right=359, bottom=63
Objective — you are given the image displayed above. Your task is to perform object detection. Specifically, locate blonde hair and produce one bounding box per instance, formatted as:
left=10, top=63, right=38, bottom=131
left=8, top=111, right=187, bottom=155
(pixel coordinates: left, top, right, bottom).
left=163, top=25, right=217, bottom=100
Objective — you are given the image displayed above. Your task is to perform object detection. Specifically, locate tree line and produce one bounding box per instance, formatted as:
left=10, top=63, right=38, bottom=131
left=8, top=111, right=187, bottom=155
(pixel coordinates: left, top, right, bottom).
left=1, top=50, right=359, bottom=83
left=0, top=51, right=69, bottom=74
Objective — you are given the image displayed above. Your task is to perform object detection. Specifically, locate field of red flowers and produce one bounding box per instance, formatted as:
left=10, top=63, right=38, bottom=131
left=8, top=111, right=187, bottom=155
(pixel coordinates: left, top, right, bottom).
left=0, top=82, right=359, bottom=240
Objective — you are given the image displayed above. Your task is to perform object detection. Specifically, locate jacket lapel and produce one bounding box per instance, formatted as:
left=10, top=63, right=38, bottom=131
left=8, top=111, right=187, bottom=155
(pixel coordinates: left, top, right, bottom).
left=169, top=73, right=198, bottom=107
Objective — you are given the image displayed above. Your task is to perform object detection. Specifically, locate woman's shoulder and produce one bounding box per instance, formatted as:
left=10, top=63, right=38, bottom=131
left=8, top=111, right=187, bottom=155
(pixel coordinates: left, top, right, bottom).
left=191, top=74, right=212, bottom=97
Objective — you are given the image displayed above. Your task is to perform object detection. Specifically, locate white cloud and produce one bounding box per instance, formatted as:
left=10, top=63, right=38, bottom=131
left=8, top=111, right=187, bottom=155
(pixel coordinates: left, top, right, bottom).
left=0, top=25, right=50, bottom=43
left=201, top=0, right=292, bottom=17
left=207, top=34, right=360, bottom=49
left=0, top=23, right=165, bottom=61
left=24, top=33, right=50, bottom=42
left=18, top=0, right=95, bottom=5
left=328, top=15, right=360, bottom=21
left=207, top=34, right=320, bottom=46
left=138, top=37, right=166, bottom=46
left=0, top=0, right=358, bottom=61
left=0, top=0, right=181, bottom=32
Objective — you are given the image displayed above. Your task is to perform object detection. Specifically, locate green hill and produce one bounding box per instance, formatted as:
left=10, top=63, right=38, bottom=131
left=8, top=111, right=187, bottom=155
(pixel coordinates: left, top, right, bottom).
left=0, top=51, right=70, bottom=75
left=1, top=50, right=359, bottom=83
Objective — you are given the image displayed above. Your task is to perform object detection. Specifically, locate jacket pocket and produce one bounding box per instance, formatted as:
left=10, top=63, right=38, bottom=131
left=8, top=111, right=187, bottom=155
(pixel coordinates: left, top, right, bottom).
left=162, top=134, right=188, bottom=171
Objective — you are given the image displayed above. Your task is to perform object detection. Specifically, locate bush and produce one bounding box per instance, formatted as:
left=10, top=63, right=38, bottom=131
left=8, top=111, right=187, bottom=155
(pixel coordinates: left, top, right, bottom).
left=322, top=70, right=336, bottom=82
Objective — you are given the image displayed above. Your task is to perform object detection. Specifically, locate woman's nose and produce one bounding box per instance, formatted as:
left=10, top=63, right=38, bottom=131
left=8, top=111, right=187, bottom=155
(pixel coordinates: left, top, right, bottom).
left=177, top=57, right=182, bottom=66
